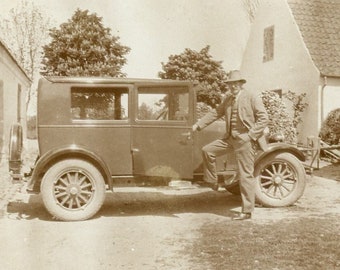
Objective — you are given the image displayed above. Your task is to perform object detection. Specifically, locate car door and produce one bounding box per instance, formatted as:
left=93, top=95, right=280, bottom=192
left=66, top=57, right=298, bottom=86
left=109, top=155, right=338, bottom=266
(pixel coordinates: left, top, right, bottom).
left=132, top=84, right=194, bottom=179
left=66, top=84, right=133, bottom=175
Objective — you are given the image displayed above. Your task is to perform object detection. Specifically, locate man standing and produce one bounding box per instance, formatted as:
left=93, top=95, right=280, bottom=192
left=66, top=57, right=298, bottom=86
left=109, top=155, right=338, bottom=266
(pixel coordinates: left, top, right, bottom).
left=192, top=70, right=269, bottom=220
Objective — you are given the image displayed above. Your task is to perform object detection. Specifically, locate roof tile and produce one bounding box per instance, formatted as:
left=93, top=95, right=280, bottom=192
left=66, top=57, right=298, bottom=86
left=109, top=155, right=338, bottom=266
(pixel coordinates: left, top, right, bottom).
left=288, top=0, right=340, bottom=77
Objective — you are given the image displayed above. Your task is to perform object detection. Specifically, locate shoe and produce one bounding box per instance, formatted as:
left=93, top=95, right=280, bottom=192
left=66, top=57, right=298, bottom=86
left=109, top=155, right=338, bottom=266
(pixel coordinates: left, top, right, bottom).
left=211, top=184, right=218, bottom=191
left=212, top=183, right=227, bottom=192
left=232, top=212, right=252, bottom=220
left=199, top=181, right=220, bottom=191
left=223, top=174, right=237, bottom=186
left=26, top=189, right=39, bottom=195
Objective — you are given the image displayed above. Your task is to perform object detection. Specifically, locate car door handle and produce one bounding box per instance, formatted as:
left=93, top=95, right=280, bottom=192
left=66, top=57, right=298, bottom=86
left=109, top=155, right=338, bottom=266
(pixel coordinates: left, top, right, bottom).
left=181, top=132, right=192, bottom=141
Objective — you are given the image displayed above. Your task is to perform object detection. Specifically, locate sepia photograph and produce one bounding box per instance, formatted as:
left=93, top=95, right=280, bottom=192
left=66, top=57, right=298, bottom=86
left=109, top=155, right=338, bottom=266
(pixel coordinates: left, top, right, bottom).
left=0, top=0, right=339, bottom=269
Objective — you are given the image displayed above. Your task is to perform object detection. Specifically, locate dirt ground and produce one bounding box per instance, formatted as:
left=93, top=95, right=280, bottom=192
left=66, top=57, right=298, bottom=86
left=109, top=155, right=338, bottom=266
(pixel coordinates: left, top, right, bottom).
left=0, top=171, right=339, bottom=269
left=0, top=139, right=339, bottom=269
left=314, top=161, right=340, bottom=181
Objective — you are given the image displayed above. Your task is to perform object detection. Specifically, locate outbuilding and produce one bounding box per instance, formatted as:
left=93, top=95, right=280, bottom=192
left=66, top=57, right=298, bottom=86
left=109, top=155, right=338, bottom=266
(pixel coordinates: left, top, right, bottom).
left=241, top=0, right=340, bottom=142
left=0, top=39, right=30, bottom=163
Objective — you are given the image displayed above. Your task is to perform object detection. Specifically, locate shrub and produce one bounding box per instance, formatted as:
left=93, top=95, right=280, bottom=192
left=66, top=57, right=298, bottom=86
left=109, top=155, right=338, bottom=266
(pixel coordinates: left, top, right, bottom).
left=283, top=90, right=308, bottom=130
left=319, top=108, right=340, bottom=145
left=262, top=91, right=297, bottom=144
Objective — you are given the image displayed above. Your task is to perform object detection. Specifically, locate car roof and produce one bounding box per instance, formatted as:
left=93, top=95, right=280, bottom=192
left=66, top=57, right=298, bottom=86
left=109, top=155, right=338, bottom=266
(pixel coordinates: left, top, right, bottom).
left=43, top=76, right=194, bottom=85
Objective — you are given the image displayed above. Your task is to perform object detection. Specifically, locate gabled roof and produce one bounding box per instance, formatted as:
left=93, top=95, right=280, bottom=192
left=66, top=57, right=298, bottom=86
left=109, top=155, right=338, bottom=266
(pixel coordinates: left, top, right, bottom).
left=288, top=0, right=340, bottom=77
left=0, top=39, right=31, bottom=82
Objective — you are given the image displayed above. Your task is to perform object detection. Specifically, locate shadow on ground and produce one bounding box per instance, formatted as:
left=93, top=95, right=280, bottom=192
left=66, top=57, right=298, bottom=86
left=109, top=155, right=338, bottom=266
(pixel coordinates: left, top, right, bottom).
left=6, top=189, right=242, bottom=221
left=313, top=161, right=340, bottom=181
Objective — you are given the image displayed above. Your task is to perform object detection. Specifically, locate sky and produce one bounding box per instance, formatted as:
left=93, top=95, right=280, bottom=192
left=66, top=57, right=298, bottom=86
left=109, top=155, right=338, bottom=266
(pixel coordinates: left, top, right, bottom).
left=1, top=0, right=251, bottom=78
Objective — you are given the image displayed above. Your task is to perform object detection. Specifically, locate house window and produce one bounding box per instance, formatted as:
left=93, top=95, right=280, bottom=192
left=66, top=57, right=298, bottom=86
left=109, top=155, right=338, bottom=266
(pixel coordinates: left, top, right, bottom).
left=263, top=25, right=274, bottom=62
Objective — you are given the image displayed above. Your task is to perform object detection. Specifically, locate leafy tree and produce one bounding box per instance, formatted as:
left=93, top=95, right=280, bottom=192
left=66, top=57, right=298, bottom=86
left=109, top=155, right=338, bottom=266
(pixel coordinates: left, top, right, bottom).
left=0, top=0, right=51, bottom=108
left=41, top=9, right=130, bottom=77
left=138, top=103, right=156, bottom=120
left=158, top=46, right=228, bottom=108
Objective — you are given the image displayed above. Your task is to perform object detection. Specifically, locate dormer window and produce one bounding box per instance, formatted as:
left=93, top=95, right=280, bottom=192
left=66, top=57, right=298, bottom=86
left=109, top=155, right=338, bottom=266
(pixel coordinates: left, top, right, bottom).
left=263, top=25, right=274, bottom=62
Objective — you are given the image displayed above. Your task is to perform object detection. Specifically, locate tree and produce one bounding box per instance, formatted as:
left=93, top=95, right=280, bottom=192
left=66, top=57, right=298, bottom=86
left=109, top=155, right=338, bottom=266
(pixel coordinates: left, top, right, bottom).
left=158, top=46, right=228, bottom=108
left=0, top=0, right=51, bottom=108
left=138, top=103, right=156, bottom=120
left=41, top=9, right=130, bottom=77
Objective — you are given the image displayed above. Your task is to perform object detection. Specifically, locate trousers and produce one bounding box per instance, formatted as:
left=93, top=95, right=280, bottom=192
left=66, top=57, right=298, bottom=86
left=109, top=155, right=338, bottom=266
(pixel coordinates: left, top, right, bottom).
left=202, top=135, right=256, bottom=213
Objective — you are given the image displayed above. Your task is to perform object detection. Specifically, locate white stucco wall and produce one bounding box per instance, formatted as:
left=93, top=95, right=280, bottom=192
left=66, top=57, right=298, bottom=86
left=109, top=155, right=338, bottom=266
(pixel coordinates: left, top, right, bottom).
left=0, top=44, right=30, bottom=159
left=240, top=0, right=321, bottom=142
left=321, top=77, right=340, bottom=121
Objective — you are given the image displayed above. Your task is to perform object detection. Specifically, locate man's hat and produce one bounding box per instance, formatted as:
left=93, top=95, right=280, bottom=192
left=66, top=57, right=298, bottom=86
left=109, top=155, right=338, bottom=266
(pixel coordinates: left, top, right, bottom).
left=225, top=70, right=246, bottom=84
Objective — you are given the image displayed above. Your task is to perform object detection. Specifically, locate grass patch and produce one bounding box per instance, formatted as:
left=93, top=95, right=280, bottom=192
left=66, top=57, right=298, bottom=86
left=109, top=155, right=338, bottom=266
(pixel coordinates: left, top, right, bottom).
left=188, top=217, right=340, bottom=270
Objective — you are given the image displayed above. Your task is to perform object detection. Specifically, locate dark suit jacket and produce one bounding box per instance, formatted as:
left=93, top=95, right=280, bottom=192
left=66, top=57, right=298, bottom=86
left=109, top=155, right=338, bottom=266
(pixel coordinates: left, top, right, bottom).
left=196, top=89, right=269, bottom=150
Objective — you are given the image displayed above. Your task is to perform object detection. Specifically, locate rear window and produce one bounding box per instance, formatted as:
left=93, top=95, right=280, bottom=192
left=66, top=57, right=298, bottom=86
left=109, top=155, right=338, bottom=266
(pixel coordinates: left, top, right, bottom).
left=71, top=87, right=128, bottom=120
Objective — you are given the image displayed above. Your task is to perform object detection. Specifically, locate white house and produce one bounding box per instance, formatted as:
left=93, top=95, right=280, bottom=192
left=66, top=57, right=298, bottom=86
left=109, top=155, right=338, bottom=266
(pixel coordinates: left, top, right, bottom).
left=0, top=39, right=30, bottom=163
left=241, top=0, right=340, bottom=142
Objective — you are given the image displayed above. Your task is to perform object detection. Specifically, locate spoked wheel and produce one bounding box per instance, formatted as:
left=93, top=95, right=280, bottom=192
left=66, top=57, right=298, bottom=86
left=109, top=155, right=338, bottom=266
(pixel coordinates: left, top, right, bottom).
left=254, top=152, right=306, bottom=207
left=41, top=159, right=106, bottom=221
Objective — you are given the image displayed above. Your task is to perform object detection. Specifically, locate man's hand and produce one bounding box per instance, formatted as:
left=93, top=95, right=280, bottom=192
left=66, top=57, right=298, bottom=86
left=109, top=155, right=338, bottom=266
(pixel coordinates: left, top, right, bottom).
left=192, top=124, right=199, bottom=132
left=238, top=133, right=255, bottom=143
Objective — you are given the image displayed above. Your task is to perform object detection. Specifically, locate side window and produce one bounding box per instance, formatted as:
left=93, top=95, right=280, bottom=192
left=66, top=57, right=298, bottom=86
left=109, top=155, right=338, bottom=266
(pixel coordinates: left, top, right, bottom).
left=71, top=87, right=128, bottom=120
left=137, top=87, right=189, bottom=121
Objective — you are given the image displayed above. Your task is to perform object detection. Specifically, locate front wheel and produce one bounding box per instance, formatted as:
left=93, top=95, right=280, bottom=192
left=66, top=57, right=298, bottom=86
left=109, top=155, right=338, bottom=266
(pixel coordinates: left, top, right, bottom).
left=41, top=159, right=106, bottom=221
left=254, top=152, right=306, bottom=207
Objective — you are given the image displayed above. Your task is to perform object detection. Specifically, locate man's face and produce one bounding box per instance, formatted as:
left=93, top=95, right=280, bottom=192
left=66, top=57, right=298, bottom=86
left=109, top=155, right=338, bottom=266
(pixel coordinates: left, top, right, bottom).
left=228, top=81, right=243, bottom=97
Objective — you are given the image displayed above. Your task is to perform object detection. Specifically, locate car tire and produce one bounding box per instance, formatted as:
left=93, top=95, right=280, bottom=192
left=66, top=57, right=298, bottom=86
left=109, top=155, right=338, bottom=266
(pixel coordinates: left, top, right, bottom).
left=41, top=159, right=106, bottom=221
left=8, top=123, right=23, bottom=173
left=254, top=152, right=306, bottom=207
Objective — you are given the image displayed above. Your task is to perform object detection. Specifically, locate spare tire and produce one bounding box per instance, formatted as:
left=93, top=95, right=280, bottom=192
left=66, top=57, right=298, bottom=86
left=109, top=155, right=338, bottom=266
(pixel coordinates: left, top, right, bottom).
left=9, top=123, right=23, bottom=174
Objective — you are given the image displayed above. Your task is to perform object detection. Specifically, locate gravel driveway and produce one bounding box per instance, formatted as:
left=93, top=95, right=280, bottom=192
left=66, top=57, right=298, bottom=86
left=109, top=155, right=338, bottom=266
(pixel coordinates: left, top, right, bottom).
left=0, top=174, right=339, bottom=269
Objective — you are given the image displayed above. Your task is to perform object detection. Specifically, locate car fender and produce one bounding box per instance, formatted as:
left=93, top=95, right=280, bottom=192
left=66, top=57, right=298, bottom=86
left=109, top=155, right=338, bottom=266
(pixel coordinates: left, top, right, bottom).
left=30, top=144, right=112, bottom=191
left=255, top=142, right=306, bottom=168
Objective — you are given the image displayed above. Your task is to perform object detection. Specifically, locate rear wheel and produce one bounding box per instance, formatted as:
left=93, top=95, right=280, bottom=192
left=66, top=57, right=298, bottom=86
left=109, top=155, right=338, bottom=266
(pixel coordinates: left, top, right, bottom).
left=41, top=159, right=106, bottom=221
left=254, top=152, right=306, bottom=207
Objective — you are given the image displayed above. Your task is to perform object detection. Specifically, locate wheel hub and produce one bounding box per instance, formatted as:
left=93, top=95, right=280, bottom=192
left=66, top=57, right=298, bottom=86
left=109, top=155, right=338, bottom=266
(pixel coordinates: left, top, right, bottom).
left=273, top=175, right=282, bottom=185
left=69, top=186, right=79, bottom=195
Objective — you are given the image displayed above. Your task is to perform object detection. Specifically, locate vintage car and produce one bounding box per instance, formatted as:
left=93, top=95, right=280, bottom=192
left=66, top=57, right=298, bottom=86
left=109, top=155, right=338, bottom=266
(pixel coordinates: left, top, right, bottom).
left=9, top=77, right=307, bottom=221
